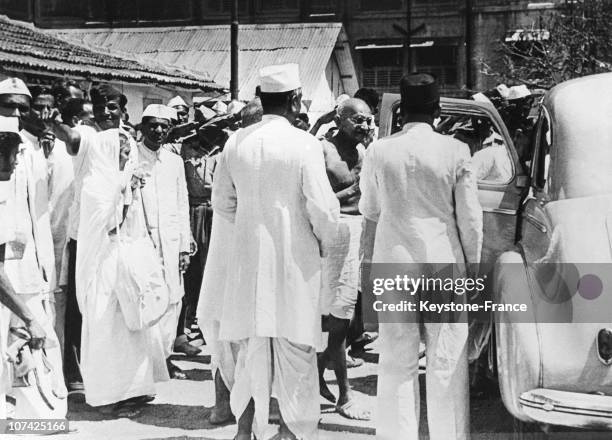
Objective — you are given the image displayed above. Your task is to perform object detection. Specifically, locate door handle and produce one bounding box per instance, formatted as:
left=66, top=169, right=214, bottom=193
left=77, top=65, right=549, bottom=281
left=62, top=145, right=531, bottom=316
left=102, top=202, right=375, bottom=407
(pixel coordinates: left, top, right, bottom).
left=482, top=207, right=516, bottom=216
left=525, top=215, right=547, bottom=233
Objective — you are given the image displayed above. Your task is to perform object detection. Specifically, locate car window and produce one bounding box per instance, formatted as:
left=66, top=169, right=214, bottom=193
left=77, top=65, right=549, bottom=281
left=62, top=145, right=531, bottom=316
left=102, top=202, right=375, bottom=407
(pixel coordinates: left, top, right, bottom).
left=530, top=107, right=552, bottom=194
left=390, top=103, right=514, bottom=184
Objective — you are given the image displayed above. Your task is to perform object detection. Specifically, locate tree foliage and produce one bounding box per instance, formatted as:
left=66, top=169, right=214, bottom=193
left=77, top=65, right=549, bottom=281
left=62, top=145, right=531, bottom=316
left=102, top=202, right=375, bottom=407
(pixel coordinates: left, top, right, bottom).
left=483, top=0, right=612, bottom=89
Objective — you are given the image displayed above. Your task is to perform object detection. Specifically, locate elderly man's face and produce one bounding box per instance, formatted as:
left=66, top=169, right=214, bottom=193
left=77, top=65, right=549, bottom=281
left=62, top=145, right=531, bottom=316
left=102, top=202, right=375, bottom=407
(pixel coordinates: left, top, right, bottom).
left=93, top=97, right=123, bottom=130
left=142, top=117, right=170, bottom=149
left=174, top=105, right=189, bottom=124
left=337, top=100, right=372, bottom=144
left=0, top=94, right=30, bottom=120
left=0, top=134, right=21, bottom=181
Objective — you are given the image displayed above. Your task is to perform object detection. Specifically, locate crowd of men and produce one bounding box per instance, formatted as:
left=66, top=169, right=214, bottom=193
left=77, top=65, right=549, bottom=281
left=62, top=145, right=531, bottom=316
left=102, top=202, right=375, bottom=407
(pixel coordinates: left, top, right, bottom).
left=0, top=63, right=486, bottom=440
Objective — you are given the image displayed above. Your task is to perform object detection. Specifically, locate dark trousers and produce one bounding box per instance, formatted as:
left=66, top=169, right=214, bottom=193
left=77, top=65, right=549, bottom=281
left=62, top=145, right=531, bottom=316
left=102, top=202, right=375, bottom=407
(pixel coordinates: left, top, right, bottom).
left=64, top=239, right=82, bottom=382
left=177, top=205, right=213, bottom=336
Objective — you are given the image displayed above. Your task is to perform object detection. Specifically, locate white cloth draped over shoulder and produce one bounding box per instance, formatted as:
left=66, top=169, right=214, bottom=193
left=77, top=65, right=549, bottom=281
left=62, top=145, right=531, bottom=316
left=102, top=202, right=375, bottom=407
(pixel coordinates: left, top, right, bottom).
left=76, top=129, right=167, bottom=406
left=212, top=115, right=340, bottom=350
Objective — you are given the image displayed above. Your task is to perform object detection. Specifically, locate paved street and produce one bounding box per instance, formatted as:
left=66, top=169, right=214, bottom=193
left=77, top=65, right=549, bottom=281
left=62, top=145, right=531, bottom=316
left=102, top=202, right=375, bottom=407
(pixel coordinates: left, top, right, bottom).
left=43, top=340, right=609, bottom=440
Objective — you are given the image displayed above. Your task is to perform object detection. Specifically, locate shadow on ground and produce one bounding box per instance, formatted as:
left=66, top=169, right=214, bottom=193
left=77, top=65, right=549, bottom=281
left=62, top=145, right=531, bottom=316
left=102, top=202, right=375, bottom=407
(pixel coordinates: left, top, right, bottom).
left=327, top=374, right=377, bottom=396
left=168, top=354, right=211, bottom=365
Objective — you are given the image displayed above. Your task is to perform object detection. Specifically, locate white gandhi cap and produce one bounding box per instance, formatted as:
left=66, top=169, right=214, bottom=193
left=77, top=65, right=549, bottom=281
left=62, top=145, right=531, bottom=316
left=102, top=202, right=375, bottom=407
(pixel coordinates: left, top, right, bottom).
left=0, top=115, right=19, bottom=134
left=0, top=77, right=31, bottom=97
left=142, top=104, right=173, bottom=122
left=168, top=95, right=188, bottom=108
left=259, top=63, right=301, bottom=93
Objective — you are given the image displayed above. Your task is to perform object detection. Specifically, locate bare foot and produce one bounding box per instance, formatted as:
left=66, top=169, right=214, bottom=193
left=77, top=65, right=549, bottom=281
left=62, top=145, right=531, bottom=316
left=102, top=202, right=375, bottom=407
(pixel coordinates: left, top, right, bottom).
left=336, top=399, right=371, bottom=421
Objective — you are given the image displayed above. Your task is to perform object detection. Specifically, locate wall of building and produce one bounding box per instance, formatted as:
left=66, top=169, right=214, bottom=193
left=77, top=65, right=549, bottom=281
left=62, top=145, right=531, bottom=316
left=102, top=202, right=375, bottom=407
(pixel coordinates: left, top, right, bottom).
left=0, top=0, right=565, bottom=96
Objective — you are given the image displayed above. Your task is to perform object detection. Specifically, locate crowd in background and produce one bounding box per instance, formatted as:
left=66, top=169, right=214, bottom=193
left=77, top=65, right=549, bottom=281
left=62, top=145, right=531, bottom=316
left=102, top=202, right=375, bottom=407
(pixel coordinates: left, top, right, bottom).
left=0, top=63, right=538, bottom=439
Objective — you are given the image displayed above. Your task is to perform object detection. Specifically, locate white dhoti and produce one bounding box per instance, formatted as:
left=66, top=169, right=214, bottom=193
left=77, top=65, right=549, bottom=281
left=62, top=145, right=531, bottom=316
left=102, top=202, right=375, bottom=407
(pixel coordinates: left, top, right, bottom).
left=80, top=241, right=168, bottom=406
left=376, top=322, right=469, bottom=440
left=320, top=215, right=363, bottom=320
left=208, top=321, right=239, bottom=390
left=10, top=292, right=67, bottom=418
left=231, top=337, right=319, bottom=440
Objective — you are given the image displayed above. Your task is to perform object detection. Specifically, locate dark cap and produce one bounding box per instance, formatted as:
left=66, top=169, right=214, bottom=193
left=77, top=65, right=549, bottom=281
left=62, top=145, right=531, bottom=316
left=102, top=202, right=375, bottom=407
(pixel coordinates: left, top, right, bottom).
left=90, top=84, right=127, bottom=108
left=400, top=73, right=439, bottom=112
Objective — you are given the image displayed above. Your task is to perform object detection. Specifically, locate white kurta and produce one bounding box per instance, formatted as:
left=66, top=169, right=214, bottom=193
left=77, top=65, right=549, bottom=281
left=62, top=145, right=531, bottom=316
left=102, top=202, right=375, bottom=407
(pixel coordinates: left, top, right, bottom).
left=137, top=143, right=191, bottom=303
left=197, top=212, right=240, bottom=388
left=14, top=132, right=56, bottom=293
left=77, top=129, right=168, bottom=406
left=137, top=143, right=190, bottom=356
left=212, top=115, right=339, bottom=349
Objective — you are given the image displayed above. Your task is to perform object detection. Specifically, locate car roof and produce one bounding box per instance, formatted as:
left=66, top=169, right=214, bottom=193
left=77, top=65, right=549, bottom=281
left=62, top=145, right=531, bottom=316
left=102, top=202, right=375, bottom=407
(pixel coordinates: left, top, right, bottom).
left=543, top=73, right=612, bottom=200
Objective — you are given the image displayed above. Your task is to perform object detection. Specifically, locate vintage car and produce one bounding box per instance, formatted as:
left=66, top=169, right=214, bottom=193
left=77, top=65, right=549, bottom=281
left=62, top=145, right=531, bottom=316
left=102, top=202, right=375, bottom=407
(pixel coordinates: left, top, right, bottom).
left=379, top=73, right=612, bottom=436
left=494, top=73, right=612, bottom=436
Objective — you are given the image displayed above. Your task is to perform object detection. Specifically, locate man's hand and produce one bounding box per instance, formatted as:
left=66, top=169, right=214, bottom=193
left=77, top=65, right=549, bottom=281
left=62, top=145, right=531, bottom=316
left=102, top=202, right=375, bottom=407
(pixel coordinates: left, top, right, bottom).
left=26, top=319, right=46, bottom=350
left=39, top=129, right=56, bottom=158
left=189, top=236, right=198, bottom=256
left=310, top=108, right=337, bottom=136
left=179, top=252, right=190, bottom=273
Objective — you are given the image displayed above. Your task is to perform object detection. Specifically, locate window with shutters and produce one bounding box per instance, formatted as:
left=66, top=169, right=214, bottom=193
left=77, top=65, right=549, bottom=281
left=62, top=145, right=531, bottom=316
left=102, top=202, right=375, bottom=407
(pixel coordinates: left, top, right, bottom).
left=361, top=47, right=403, bottom=93
left=413, top=45, right=458, bottom=86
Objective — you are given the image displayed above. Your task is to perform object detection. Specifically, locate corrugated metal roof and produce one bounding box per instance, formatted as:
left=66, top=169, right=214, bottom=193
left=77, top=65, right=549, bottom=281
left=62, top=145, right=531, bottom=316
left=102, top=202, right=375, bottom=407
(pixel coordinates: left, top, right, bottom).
left=51, top=23, right=348, bottom=101
left=0, top=15, right=222, bottom=90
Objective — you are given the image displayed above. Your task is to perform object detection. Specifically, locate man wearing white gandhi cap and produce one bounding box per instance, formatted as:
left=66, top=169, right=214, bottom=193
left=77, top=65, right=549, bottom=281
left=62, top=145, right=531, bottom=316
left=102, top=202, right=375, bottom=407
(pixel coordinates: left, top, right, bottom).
left=167, top=96, right=189, bottom=125
left=211, top=63, right=339, bottom=439
left=138, top=103, right=192, bottom=380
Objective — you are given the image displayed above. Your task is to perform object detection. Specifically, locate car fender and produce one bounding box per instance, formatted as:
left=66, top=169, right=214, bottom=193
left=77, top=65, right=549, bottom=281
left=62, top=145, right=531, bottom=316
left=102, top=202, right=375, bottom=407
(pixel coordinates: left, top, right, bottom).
left=494, top=250, right=542, bottom=421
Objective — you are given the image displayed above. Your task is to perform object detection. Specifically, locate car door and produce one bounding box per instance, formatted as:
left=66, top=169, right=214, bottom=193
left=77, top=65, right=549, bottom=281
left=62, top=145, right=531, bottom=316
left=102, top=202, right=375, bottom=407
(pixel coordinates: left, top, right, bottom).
left=379, top=94, right=530, bottom=267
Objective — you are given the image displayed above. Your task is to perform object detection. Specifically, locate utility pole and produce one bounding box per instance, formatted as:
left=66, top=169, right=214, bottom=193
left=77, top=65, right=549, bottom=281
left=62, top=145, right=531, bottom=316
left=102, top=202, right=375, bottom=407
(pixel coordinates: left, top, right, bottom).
left=465, top=0, right=474, bottom=90
left=230, top=0, right=239, bottom=100
left=403, top=0, right=412, bottom=73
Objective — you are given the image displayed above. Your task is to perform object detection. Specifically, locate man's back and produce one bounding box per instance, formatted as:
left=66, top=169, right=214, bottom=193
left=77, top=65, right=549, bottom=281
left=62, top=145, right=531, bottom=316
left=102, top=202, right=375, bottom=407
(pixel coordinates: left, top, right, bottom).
left=360, top=122, right=482, bottom=264
left=213, top=114, right=339, bottom=348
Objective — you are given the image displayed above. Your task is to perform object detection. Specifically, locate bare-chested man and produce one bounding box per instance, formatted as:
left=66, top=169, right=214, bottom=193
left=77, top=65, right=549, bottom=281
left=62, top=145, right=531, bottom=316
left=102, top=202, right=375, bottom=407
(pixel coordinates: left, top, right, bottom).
left=318, top=97, right=372, bottom=421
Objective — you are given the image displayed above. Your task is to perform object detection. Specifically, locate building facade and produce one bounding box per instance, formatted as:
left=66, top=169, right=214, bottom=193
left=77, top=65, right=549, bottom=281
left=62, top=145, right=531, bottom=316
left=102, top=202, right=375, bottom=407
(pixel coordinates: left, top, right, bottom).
left=0, top=0, right=564, bottom=96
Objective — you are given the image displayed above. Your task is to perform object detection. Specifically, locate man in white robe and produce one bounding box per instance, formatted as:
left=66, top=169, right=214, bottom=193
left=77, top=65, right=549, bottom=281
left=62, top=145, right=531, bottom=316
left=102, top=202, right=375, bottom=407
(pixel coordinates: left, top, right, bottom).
left=212, top=64, right=339, bottom=440
left=24, top=87, right=76, bottom=367
left=0, top=115, right=48, bottom=419
left=49, top=85, right=130, bottom=390
left=360, top=73, right=483, bottom=440
left=136, top=105, right=191, bottom=379
left=0, top=78, right=67, bottom=418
